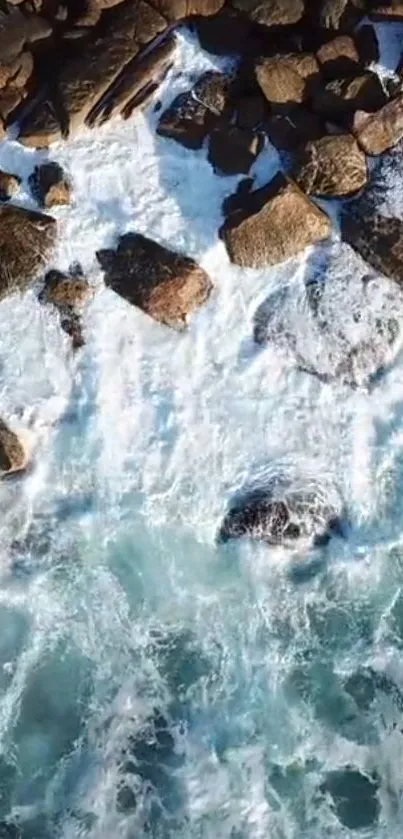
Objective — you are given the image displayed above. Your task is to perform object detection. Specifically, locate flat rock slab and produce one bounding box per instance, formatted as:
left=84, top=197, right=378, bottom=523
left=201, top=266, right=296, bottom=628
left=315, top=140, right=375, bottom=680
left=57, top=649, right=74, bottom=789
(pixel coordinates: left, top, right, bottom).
left=0, top=418, right=26, bottom=475
left=221, top=173, right=331, bottom=269
left=353, top=94, right=403, bottom=155
left=97, top=233, right=213, bottom=329
left=293, top=133, right=367, bottom=197
left=0, top=204, right=56, bottom=299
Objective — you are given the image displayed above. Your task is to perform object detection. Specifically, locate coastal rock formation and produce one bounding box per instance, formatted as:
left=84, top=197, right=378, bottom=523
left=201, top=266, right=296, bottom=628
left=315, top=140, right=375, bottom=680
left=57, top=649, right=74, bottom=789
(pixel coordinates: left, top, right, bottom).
left=352, top=94, right=403, bottom=155
left=256, top=53, right=321, bottom=109
left=157, top=90, right=216, bottom=149
left=293, top=134, right=367, bottom=198
left=0, top=170, right=20, bottom=201
left=0, top=204, right=56, bottom=300
left=97, top=233, right=213, bottom=329
left=231, top=0, right=304, bottom=27
left=0, top=419, right=26, bottom=475
left=221, top=174, right=331, bottom=269
left=29, top=161, right=71, bottom=208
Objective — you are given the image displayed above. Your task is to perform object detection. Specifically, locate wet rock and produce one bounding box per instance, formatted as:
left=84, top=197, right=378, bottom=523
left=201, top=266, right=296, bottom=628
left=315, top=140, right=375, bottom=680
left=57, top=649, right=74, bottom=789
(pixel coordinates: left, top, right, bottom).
left=322, top=767, right=380, bottom=830
left=97, top=232, right=213, bottom=329
left=341, top=211, right=403, bottom=286
left=313, top=72, right=387, bottom=121
left=235, top=92, right=269, bottom=129
left=0, top=170, right=20, bottom=201
left=316, top=35, right=361, bottom=80
left=0, top=419, right=26, bottom=475
left=352, top=94, right=403, bottom=155
left=18, top=98, right=62, bottom=148
left=208, top=124, right=263, bottom=175
left=157, top=90, right=216, bottom=149
left=221, top=173, right=331, bottom=269
left=256, top=53, right=321, bottom=108
left=265, top=106, right=324, bottom=151
left=0, top=204, right=56, bottom=300
left=39, top=264, right=91, bottom=350
left=231, top=0, right=305, bottom=27
left=315, top=0, right=366, bottom=31
left=193, top=70, right=231, bottom=116
left=293, top=134, right=367, bottom=198
left=28, top=161, right=71, bottom=208
left=368, top=1, right=403, bottom=21
left=218, top=470, right=345, bottom=547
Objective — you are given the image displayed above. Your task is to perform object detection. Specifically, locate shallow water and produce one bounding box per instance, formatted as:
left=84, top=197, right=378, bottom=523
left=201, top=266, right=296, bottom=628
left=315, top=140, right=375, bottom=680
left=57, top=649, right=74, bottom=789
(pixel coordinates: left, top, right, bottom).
left=1, top=27, right=403, bottom=839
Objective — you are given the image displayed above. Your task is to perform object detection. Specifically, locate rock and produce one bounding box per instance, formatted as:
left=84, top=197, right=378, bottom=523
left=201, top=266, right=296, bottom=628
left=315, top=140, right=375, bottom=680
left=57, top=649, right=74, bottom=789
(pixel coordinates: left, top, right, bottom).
left=235, top=92, right=269, bottom=129
left=355, top=24, right=379, bottom=67
left=193, top=7, right=255, bottom=56
left=316, top=35, right=361, bottom=80
left=60, top=310, right=85, bottom=350
left=0, top=8, right=51, bottom=63
left=218, top=469, right=345, bottom=547
left=193, top=70, right=231, bottom=116
left=97, top=233, right=213, bottom=329
left=0, top=204, right=56, bottom=300
left=341, top=211, right=403, bottom=285
left=322, top=768, right=379, bottom=830
left=315, top=0, right=365, bottom=30
left=29, top=161, right=71, bottom=208
left=40, top=266, right=91, bottom=309
left=222, top=177, right=254, bottom=217
left=293, top=134, right=367, bottom=197
left=256, top=53, right=321, bottom=108
left=157, top=90, right=216, bottom=149
left=231, top=0, right=304, bottom=26
left=313, top=72, right=387, bottom=121
left=0, top=419, right=26, bottom=475
left=221, top=173, right=331, bottom=269
left=368, top=1, right=403, bottom=21
left=18, top=99, right=62, bottom=147
left=208, top=125, right=263, bottom=175
left=352, top=94, right=403, bottom=155
left=266, top=106, right=324, bottom=151
left=153, top=0, right=224, bottom=20
left=0, top=170, right=20, bottom=201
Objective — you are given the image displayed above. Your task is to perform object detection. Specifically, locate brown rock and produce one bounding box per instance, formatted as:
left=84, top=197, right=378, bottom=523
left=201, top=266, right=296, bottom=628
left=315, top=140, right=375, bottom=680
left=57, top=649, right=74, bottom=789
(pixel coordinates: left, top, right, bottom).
left=266, top=106, right=324, bottom=151
left=341, top=211, right=403, bottom=285
left=0, top=170, right=20, bottom=200
left=157, top=90, right=216, bottom=149
left=0, top=419, right=26, bottom=475
left=29, top=161, right=71, bottom=208
left=0, top=8, right=51, bottom=62
left=316, top=0, right=365, bottom=30
left=221, top=173, right=331, bottom=268
left=293, top=133, right=367, bottom=197
left=0, top=204, right=56, bottom=300
left=316, top=36, right=360, bottom=80
left=368, top=1, right=403, bottom=21
left=231, top=0, right=304, bottom=27
left=96, top=233, right=213, bottom=329
left=256, top=53, right=321, bottom=108
left=208, top=125, right=263, bottom=175
left=193, top=71, right=232, bottom=116
left=18, top=99, right=62, bottom=147
left=313, top=72, right=387, bottom=121
left=153, top=0, right=224, bottom=20
left=40, top=267, right=91, bottom=309
left=352, top=94, right=403, bottom=155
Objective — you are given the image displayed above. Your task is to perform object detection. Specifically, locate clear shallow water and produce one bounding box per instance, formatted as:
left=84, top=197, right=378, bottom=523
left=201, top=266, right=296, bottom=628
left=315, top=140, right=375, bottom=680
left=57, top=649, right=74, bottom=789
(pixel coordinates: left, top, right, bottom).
left=1, top=28, right=403, bottom=839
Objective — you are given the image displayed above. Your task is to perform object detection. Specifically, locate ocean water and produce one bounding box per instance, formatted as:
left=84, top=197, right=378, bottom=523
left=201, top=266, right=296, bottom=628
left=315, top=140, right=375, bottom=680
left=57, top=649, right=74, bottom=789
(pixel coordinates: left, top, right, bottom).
left=0, top=26, right=403, bottom=839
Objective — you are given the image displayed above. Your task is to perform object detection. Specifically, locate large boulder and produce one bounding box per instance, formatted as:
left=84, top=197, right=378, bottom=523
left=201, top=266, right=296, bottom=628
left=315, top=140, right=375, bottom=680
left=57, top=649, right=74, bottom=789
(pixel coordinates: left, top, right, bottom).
left=221, top=173, right=331, bottom=269
left=96, top=233, right=213, bottom=329
left=230, top=0, right=304, bottom=27
left=256, top=53, right=321, bottom=108
left=312, top=72, right=387, bottom=121
left=352, top=94, right=403, bottom=155
left=218, top=467, right=345, bottom=548
left=0, top=419, right=26, bottom=475
left=293, top=134, right=367, bottom=197
left=0, top=204, right=56, bottom=300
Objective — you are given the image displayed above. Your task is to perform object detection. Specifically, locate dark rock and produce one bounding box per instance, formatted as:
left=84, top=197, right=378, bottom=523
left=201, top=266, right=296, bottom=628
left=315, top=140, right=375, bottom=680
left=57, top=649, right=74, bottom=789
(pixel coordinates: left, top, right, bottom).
left=60, top=310, right=85, bottom=350
left=355, top=24, right=379, bottom=67
left=235, top=92, right=269, bottom=129
left=28, top=161, right=71, bottom=208
left=40, top=266, right=91, bottom=309
left=341, top=211, right=403, bottom=285
left=193, top=8, right=255, bottom=56
left=193, top=70, right=231, bottom=116
left=0, top=204, right=56, bottom=299
left=316, top=35, right=361, bottom=80
left=231, top=0, right=305, bottom=27
left=97, top=232, right=213, bottom=329
left=157, top=90, right=216, bottom=149
left=208, top=124, right=263, bottom=175
left=322, top=768, right=379, bottom=830
left=315, top=0, right=366, bottom=31
left=368, top=1, right=403, bottom=21
left=352, top=94, right=403, bottom=155
left=293, top=133, right=367, bottom=197
left=222, top=177, right=254, bottom=216
left=256, top=52, right=321, bottom=108
left=221, top=173, right=331, bottom=268
left=313, top=72, right=387, bottom=121
left=266, top=106, right=324, bottom=151
left=0, top=419, right=26, bottom=475
left=0, top=170, right=20, bottom=201
left=18, top=98, right=62, bottom=147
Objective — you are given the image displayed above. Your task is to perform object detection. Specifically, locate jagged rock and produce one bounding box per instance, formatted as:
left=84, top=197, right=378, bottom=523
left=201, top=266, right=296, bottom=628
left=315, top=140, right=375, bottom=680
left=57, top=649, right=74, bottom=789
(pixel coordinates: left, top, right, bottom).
left=266, top=106, right=324, bottom=151
left=316, top=35, right=360, bottom=80
left=321, top=768, right=379, bottom=830
left=341, top=211, right=403, bottom=285
left=313, top=72, right=387, bottom=121
left=193, top=70, right=231, bottom=116
left=0, top=419, right=26, bottom=475
left=0, top=204, right=56, bottom=299
left=97, top=233, right=213, bottom=329
left=315, top=0, right=365, bottom=30
left=157, top=90, right=216, bottom=149
left=231, top=0, right=304, bottom=27
left=29, top=161, right=71, bottom=208
left=218, top=469, right=345, bottom=547
left=0, top=170, right=20, bottom=200
left=352, top=94, right=403, bottom=155
left=293, top=134, right=367, bottom=197
left=208, top=125, right=263, bottom=175
left=368, top=1, right=403, bottom=21
left=221, top=173, right=331, bottom=269
left=256, top=53, right=321, bottom=108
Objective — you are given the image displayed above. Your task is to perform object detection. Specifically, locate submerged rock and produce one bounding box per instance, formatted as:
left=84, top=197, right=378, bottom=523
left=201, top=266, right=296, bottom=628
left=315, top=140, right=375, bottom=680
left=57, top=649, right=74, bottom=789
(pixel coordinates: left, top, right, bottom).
left=218, top=467, right=345, bottom=548
left=28, top=161, right=71, bottom=208
left=322, top=767, right=380, bottom=829
left=0, top=419, right=26, bottom=475
left=97, top=232, right=212, bottom=329
left=0, top=204, right=56, bottom=300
